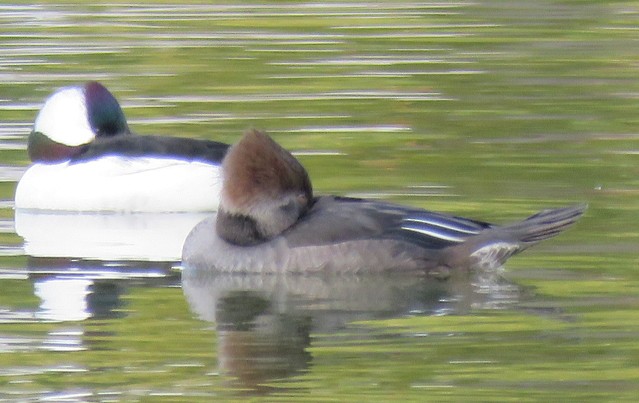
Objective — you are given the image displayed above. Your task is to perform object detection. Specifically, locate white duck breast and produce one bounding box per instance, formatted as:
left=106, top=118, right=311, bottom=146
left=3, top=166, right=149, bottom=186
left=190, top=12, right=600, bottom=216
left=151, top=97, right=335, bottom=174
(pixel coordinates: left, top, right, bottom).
left=16, top=156, right=221, bottom=212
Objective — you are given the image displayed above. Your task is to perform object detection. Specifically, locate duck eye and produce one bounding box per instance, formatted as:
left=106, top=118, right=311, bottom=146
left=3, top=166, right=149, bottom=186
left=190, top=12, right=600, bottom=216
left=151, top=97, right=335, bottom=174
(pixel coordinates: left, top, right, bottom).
left=279, top=199, right=298, bottom=215
left=297, top=193, right=308, bottom=206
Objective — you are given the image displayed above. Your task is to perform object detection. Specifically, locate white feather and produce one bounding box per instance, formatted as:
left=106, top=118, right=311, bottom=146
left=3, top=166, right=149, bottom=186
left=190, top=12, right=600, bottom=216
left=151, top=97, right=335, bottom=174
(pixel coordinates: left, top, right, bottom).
left=403, top=217, right=481, bottom=235
left=15, top=156, right=221, bottom=212
left=470, top=242, right=519, bottom=270
left=33, top=86, right=95, bottom=146
left=401, top=224, right=466, bottom=242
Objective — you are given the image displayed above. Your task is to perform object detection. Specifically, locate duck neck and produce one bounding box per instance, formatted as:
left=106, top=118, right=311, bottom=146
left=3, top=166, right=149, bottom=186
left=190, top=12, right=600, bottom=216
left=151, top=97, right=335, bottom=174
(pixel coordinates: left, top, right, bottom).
left=216, top=208, right=266, bottom=246
left=28, top=131, right=85, bottom=163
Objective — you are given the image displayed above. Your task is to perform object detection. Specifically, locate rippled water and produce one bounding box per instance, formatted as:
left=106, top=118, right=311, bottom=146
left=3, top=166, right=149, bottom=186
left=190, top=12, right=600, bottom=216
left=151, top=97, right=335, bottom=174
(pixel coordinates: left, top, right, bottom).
left=1, top=1, right=639, bottom=401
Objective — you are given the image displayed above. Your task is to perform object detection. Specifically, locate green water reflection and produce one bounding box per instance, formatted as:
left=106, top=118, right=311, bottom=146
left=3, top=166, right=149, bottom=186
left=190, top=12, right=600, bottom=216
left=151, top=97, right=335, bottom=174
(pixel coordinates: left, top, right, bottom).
left=0, top=1, right=638, bottom=401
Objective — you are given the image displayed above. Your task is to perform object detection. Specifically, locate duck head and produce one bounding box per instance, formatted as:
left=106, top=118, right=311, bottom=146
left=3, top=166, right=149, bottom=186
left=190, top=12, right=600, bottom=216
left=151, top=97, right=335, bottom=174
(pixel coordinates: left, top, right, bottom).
left=29, top=81, right=130, bottom=162
left=216, top=129, right=313, bottom=246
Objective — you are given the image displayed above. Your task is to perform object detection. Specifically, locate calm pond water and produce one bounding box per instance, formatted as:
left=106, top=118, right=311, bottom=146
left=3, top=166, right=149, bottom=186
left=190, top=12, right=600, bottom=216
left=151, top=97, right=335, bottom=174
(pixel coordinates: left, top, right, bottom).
left=1, top=1, right=639, bottom=401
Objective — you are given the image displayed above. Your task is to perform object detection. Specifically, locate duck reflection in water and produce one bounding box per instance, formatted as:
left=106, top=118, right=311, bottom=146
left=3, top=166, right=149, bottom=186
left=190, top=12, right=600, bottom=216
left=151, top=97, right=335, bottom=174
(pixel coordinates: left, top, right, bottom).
left=27, top=257, right=179, bottom=322
left=182, top=269, right=521, bottom=394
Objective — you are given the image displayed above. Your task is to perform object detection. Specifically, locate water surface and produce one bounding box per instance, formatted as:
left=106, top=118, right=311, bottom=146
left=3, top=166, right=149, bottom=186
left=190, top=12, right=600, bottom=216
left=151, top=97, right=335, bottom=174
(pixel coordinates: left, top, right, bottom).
left=1, top=1, right=638, bottom=401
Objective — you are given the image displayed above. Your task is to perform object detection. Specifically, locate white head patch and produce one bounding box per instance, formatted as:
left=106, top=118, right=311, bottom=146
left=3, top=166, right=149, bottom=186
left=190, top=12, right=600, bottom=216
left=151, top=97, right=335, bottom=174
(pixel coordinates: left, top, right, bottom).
left=33, top=86, right=95, bottom=146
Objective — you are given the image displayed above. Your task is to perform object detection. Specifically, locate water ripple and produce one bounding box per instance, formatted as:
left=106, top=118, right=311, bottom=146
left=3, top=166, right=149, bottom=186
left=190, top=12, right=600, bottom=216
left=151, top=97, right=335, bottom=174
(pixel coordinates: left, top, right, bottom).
left=133, top=91, right=452, bottom=104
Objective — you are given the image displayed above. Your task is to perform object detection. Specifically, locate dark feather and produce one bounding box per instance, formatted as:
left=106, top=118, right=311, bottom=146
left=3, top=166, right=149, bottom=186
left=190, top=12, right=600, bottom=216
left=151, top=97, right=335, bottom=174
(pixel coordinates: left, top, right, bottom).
left=285, top=196, right=493, bottom=250
left=72, top=134, right=229, bottom=164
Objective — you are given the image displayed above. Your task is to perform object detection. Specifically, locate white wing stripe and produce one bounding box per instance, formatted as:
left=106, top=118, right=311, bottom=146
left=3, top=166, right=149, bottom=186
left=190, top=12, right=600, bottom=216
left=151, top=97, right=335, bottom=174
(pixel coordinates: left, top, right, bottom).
left=401, top=224, right=466, bottom=243
left=403, top=217, right=481, bottom=235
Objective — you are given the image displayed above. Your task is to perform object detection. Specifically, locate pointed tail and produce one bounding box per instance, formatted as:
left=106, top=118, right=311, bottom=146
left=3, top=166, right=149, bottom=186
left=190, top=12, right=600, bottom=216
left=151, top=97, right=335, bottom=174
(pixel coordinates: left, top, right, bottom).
left=443, top=204, right=587, bottom=270
left=502, top=203, right=587, bottom=247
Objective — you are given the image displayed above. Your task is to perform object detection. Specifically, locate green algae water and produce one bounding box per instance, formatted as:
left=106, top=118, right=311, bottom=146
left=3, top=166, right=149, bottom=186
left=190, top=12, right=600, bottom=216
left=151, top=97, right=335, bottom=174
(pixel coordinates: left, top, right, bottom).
left=1, top=1, right=638, bottom=401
